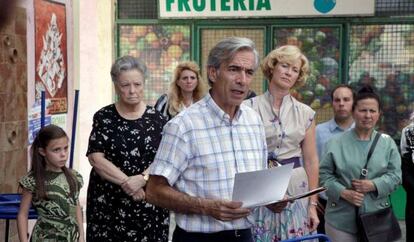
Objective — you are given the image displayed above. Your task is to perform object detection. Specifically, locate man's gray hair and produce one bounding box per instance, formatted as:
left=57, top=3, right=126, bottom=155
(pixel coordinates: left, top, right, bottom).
left=110, top=55, right=148, bottom=82
left=207, top=37, right=259, bottom=86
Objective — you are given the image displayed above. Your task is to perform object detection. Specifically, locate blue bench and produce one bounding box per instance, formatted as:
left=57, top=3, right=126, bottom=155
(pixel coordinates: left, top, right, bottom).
left=0, top=193, right=37, bottom=242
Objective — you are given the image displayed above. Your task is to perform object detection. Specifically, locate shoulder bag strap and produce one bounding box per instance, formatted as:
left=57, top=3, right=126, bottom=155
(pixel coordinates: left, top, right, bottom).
left=356, top=132, right=382, bottom=224
left=360, top=132, right=381, bottom=179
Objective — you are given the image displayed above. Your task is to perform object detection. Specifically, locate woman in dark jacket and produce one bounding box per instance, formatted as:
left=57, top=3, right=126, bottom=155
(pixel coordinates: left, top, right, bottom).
left=401, top=112, right=414, bottom=242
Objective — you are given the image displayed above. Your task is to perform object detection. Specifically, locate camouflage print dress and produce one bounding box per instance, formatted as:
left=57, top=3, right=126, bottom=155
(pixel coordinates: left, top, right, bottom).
left=19, top=170, right=83, bottom=242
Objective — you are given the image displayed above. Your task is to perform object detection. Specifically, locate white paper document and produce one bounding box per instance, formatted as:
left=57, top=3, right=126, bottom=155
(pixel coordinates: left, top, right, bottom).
left=232, top=163, right=294, bottom=208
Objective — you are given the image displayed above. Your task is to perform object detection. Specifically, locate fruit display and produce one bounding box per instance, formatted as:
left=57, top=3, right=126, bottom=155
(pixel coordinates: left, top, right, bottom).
left=118, top=25, right=191, bottom=104
left=273, top=27, right=340, bottom=121
left=349, top=24, right=414, bottom=139
left=116, top=23, right=413, bottom=139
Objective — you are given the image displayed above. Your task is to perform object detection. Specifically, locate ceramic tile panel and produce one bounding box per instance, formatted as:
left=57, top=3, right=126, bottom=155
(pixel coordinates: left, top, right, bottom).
left=2, top=151, right=17, bottom=192
left=0, top=42, right=3, bottom=64
left=0, top=152, right=4, bottom=183
left=16, top=63, right=28, bottom=93
left=15, top=7, right=27, bottom=36
left=14, top=35, right=26, bottom=64
left=0, top=16, right=14, bottom=34
left=2, top=121, right=27, bottom=152
left=4, top=93, right=27, bottom=122
left=4, top=149, right=28, bottom=191
left=0, top=122, right=5, bottom=152
left=0, top=94, right=4, bottom=122
left=0, top=34, right=16, bottom=64
left=0, top=63, right=16, bottom=94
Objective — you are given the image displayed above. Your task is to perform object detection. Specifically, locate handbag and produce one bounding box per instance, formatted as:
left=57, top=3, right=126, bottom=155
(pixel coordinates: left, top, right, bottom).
left=359, top=206, right=401, bottom=242
left=356, top=132, right=402, bottom=242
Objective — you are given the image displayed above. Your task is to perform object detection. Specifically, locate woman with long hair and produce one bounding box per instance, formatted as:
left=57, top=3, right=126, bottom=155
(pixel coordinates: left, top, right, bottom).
left=155, top=61, right=208, bottom=120
left=17, top=124, right=84, bottom=242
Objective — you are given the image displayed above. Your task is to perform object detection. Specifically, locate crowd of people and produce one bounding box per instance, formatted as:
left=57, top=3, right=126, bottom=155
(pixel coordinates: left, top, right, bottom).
left=16, top=37, right=412, bottom=242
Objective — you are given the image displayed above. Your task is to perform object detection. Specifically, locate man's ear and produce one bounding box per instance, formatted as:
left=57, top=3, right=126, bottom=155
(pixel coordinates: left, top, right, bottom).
left=38, top=148, right=46, bottom=157
left=207, top=67, right=217, bottom=83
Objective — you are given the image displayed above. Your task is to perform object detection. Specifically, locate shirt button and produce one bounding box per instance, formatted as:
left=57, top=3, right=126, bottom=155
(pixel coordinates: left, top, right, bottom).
left=331, top=202, right=336, bottom=207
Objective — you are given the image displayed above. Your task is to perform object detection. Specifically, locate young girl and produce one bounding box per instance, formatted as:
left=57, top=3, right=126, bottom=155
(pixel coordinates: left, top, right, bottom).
left=17, top=124, right=84, bottom=242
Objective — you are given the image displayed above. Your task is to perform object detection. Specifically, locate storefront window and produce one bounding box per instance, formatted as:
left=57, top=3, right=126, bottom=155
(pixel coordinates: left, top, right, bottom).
left=349, top=24, right=414, bottom=139
left=119, top=25, right=191, bottom=104
left=273, top=27, right=341, bottom=122
left=199, top=28, right=265, bottom=96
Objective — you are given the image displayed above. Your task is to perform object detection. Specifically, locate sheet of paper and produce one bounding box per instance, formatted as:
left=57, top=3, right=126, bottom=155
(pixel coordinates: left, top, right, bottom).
left=232, top=163, right=294, bottom=208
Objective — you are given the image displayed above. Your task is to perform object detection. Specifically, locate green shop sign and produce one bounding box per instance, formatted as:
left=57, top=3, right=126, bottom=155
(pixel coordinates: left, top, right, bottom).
left=159, top=0, right=375, bottom=18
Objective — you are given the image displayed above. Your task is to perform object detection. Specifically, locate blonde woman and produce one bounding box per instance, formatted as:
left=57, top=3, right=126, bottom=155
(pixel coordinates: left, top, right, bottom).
left=244, top=45, right=319, bottom=241
left=155, top=61, right=208, bottom=120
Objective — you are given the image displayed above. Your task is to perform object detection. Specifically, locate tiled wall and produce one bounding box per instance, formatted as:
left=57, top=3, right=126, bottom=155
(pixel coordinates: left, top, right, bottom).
left=0, top=7, right=28, bottom=242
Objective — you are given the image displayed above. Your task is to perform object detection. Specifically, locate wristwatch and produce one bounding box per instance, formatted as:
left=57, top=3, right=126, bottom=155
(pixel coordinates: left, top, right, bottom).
left=142, top=173, right=149, bottom=182
left=310, top=201, right=318, bottom=206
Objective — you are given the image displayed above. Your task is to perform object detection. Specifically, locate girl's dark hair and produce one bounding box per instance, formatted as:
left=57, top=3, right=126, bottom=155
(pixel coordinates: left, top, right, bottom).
left=352, top=85, right=382, bottom=111
left=30, top=124, right=78, bottom=199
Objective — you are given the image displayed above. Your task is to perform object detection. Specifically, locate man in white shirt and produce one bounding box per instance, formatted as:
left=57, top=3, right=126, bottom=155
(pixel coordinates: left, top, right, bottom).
left=316, top=84, right=355, bottom=235
left=146, top=37, right=286, bottom=242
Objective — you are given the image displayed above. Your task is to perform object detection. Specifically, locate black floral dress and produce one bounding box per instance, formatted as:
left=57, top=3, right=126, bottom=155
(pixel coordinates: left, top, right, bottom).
left=86, top=104, right=169, bottom=242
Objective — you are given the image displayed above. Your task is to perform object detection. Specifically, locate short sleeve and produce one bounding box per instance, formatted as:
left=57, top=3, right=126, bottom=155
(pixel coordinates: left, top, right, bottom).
left=19, top=173, right=36, bottom=193
left=72, top=169, right=84, bottom=190
left=150, top=119, right=191, bottom=186
left=303, top=105, right=316, bottom=130
left=86, top=110, right=108, bottom=155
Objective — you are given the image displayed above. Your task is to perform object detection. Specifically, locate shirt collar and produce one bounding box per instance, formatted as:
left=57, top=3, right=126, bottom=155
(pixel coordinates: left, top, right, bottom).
left=264, top=90, right=295, bottom=115
left=205, top=92, right=243, bottom=123
left=328, top=118, right=355, bottom=132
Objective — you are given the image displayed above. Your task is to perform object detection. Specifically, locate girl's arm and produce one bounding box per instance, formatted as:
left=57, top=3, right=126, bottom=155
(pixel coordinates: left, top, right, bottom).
left=76, top=203, right=85, bottom=242
left=302, top=120, right=320, bottom=231
left=17, top=188, right=33, bottom=242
